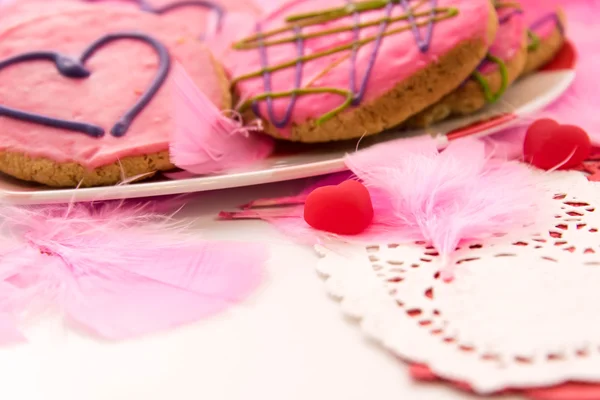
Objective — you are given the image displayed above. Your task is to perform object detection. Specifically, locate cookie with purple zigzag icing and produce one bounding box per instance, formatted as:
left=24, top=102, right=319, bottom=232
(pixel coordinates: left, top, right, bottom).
left=224, top=0, right=498, bottom=142
left=406, top=0, right=528, bottom=128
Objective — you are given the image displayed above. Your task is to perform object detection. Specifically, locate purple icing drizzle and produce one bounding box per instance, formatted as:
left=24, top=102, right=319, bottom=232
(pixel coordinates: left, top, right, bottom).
left=348, top=0, right=395, bottom=106
left=477, top=5, right=523, bottom=71
left=252, top=0, right=438, bottom=129
left=251, top=24, right=305, bottom=127
left=529, top=12, right=564, bottom=35
left=498, top=8, right=523, bottom=24
left=400, top=0, right=437, bottom=52
left=0, top=32, right=170, bottom=138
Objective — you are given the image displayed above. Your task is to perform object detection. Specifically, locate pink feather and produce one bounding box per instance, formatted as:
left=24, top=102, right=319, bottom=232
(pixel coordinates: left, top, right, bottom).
left=0, top=200, right=268, bottom=343
left=346, top=138, right=541, bottom=280
left=222, top=136, right=541, bottom=282
left=0, top=313, right=25, bottom=345
left=169, top=63, right=274, bottom=176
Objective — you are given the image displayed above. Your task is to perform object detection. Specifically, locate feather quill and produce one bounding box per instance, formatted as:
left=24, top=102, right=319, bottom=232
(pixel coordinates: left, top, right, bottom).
left=170, top=63, right=274, bottom=176
left=0, top=200, right=268, bottom=343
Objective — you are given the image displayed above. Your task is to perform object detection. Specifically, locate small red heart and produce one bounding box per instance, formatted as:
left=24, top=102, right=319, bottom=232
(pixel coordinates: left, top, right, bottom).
left=524, top=118, right=591, bottom=170
left=304, top=180, right=374, bottom=235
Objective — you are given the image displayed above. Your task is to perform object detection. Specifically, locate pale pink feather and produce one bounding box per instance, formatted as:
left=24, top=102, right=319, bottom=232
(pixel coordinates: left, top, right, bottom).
left=346, top=138, right=541, bottom=280
left=220, top=136, right=441, bottom=245
left=0, top=313, right=25, bottom=345
left=482, top=127, right=526, bottom=161
left=170, top=63, right=274, bottom=176
left=0, top=200, right=268, bottom=342
left=222, top=136, right=540, bottom=280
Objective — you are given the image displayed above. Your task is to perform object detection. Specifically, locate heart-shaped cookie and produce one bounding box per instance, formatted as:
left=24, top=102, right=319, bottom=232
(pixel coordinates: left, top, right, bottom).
left=224, top=0, right=498, bottom=142
left=0, top=4, right=230, bottom=187
left=0, top=33, right=170, bottom=138
left=304, top=180, right=374, bottom=235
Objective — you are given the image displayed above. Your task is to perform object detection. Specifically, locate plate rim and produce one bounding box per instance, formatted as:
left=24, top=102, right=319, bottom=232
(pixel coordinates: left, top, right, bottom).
left=0, top=69, right=577, bottom=205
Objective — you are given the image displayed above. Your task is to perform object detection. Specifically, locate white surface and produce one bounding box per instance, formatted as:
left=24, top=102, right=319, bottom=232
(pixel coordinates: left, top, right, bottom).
left=317, top=171, right=600, bottom=394
left=0, top=181, right=518, bottom=400
left=0, top=70, right=575, bottom=205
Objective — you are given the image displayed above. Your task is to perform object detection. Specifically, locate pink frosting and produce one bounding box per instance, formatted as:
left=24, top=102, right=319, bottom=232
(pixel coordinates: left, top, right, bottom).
left=520, top=0, right=561, bottom=39
left=223, top=0, right=494, bottom=135
left=141, top=0, right=260, bottom=25
left=1, top=0, right=260, bottom=39
left=0, top=4, right=226, bottom=168
left=103, top=0, right=260, bottom=38
left=484, top=3, right=526, bottom=70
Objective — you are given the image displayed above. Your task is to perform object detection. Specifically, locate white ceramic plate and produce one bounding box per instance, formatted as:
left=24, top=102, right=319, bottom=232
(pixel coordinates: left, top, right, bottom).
left=0, top=69, right=575, bottom=204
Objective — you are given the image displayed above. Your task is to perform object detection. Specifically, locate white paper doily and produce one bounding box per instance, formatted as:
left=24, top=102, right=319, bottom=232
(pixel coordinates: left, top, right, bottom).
left=316, top=171, right=600, bottom=394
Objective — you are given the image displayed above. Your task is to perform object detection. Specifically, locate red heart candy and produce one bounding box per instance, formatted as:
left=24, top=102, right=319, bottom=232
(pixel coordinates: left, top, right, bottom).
left=524, top=118, right=591, bottom=170
left=304, top=180, right=374, bottom=235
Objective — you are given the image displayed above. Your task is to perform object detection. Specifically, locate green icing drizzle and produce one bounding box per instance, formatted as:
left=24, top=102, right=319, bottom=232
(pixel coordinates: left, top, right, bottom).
left=493, top=1, right=521, bottom=11
left=231, top=0, right=459, bottom=126
left=244, top=87, right=355, bottom=124
left=471, top=1, right=520, bottom=104
left=527, top=30, right=541, bottom=51
left=472, top=55, right=509, bottom=103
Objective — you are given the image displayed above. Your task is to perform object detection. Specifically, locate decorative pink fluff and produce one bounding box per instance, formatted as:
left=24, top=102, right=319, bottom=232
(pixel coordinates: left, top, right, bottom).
left=170, top=63, right=274, bottom=176
left=220, top=136, right=443, bottom=245
left=346, top=138, right=540, bottom=280
left=0, top=200, right=268, bottom=343
left=0, top=312, right=25, bottom=345
left=482, top=127, right=527, bottom=161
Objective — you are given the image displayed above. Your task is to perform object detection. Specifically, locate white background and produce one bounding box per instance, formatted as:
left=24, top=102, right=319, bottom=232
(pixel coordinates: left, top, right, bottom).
left=0, top=180, right=519, bottom=400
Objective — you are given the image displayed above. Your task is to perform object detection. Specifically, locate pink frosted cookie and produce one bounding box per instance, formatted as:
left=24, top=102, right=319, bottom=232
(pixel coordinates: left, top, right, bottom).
left=520, top=1, right=566, bottom=74
left=223, top=0, right=498, bottom=143
left=407, top=1, right=528, bottom=127
left=0, top=3, right=230, bottom=187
